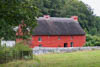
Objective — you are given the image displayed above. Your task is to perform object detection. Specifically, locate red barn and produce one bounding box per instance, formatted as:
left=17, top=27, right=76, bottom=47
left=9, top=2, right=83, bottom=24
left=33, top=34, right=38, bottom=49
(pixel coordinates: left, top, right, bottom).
left=31, top=16, right=86, bottom=48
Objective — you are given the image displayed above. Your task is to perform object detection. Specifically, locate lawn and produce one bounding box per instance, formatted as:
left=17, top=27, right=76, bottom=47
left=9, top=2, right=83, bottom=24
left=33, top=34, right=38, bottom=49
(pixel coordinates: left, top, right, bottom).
left=0, top=50, right=100, bottom=67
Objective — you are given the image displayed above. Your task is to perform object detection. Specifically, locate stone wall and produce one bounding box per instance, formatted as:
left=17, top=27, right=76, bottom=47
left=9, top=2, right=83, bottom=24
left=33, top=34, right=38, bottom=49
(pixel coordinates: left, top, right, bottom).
left=33, top=47, right=100, bottom=55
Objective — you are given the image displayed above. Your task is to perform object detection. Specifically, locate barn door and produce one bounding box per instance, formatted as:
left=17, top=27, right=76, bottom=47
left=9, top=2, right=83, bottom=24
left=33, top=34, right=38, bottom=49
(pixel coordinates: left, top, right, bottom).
left=64, top=43, right=68, bottom=47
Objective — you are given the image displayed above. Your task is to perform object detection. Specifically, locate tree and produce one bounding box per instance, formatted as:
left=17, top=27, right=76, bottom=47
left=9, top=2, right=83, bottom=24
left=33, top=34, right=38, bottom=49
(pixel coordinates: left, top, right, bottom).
left=85, top=34, right=100, bottom=46
left=0, top=0, right=39, bottom=40
left=34, top=0, right=100, bottom=36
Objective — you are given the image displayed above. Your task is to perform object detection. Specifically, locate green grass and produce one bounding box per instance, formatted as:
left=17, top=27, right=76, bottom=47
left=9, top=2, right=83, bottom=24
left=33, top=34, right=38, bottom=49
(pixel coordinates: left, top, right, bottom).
left=0, top=50, right=100, bottom=67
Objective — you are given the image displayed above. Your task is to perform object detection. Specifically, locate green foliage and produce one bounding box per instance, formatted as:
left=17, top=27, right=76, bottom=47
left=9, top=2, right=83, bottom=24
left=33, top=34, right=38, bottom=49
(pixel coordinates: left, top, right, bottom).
left=14, top=42, right=32, bottom=51
left=0, top=45, right=14, bottom=63
left=0, top=42, right=33, bottom=64
left=0, top=0, right=39, bottom=40
left=34, top=0, right=100, bottom=36
left=0, top=60, right=40, bottom=67
left=1, top=0, right=100, bottom=39
left=1, top=50, right=100, bottom=67
left=85, top=34, right=100, bottom=46
left=24, top=56, right=32, bottom=60
left=14, top=42, right=33, bottom=59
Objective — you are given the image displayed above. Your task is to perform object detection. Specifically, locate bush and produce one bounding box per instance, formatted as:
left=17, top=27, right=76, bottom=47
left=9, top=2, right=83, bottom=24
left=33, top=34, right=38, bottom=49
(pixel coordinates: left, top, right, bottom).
left=0, top=42, right=33, bottom=64
left=85, top=34, right=100, bottom=46
left=0, top=45, right=13, bottom=63
left=14, top=42, right=33, bottom=59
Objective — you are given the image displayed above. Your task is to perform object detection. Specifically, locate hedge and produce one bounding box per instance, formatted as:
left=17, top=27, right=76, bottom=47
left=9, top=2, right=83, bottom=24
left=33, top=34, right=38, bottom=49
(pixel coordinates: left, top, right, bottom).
left=0, top=42, right=33, bottom=64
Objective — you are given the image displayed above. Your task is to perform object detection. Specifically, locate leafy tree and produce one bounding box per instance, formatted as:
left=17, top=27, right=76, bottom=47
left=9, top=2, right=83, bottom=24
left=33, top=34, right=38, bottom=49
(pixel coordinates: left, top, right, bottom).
left=0, top=0, right=39, bottom=40
left=85, top=34, right=100, bottom=46
left=34, top=0, right=100, bottom=36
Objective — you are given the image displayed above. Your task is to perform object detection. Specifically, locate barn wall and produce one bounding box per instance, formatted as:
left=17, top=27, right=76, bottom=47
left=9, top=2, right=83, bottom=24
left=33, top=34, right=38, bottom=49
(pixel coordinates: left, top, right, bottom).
left=31, top=35, right=86, bottom=48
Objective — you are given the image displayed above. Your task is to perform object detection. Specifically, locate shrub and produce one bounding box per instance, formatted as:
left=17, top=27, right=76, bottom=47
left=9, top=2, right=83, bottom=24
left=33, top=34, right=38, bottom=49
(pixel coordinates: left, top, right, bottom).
left=0, top=45, right=14, bottom=63
left=85, top=34, right=100, bottom=46
left=0, top=42, right=33, bottom=64
left=14, top=42, right=33, bottom=59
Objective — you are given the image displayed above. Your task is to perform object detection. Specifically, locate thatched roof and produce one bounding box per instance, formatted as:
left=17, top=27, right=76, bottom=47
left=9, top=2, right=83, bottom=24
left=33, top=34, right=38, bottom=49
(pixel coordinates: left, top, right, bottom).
left=33, top=17, right=85, bottom=35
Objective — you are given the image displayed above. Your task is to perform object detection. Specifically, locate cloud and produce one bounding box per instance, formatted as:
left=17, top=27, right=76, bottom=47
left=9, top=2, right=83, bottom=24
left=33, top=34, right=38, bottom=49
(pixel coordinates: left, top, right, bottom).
left=80, top=0, right=100, bottom=16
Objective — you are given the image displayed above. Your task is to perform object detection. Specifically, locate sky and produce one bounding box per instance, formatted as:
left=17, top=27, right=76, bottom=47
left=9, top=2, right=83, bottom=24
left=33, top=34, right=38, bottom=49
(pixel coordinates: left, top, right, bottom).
left=80, top=0, right=100, bottom=16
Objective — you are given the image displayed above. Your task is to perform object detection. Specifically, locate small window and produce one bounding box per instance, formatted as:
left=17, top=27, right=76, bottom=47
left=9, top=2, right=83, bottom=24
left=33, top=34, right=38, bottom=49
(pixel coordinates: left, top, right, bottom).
left=70, top=42, right=73, bottom=47
left=39, top=44, right=42, bottom=47
left=58, top=36, right=60, bottom=40
left=38, top=36, right=42, bottom=41
left=64, top=43, right=68, bottom=47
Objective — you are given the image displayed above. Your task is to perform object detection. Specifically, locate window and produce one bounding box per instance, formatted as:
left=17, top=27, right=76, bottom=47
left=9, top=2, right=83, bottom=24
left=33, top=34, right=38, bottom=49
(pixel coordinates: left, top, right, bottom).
left=38, top=36, right=42, bottom=42
left=39, top=44, right=42, bottom=47
left=64, top=43, right=68, bottom=47
left=58, top=36, right=61, bottom=40
left=70, top=42, right=73, bottom=47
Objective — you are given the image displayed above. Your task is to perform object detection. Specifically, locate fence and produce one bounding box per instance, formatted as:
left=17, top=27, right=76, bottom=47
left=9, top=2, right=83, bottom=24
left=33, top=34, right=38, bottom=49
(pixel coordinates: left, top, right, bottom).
left=33, top=47, right=100, bottom=55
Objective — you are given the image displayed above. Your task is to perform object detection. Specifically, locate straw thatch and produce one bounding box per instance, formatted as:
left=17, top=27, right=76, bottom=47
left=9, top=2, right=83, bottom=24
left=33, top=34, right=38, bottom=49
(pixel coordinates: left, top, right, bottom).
left=33, top=17, right=85, bottom=35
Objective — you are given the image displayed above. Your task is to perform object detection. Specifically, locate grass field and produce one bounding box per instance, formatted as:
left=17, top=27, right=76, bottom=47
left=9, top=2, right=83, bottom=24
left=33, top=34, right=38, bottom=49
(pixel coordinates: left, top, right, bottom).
left=0, top=50, right=100, bottom=67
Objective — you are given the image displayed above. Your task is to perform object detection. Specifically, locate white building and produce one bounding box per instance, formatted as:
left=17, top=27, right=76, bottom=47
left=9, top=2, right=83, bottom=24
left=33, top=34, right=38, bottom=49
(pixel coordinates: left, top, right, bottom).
left=1, top=40, right=15, bottom=47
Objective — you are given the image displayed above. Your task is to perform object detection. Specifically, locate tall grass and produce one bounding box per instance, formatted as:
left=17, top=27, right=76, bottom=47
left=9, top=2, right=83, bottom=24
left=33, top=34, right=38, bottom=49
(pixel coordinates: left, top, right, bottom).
left=0, top=50, right=100, bottom=67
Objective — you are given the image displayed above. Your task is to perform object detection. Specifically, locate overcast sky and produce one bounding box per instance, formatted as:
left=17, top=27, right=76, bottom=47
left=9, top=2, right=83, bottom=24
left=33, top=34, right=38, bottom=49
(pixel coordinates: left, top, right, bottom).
left=80, top=0, right=100, bottom=16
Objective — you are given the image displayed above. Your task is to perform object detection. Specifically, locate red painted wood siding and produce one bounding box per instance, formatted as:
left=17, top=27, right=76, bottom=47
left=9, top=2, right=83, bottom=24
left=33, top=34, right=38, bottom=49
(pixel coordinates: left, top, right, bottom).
left=31, top=35, right=86, bottom=48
